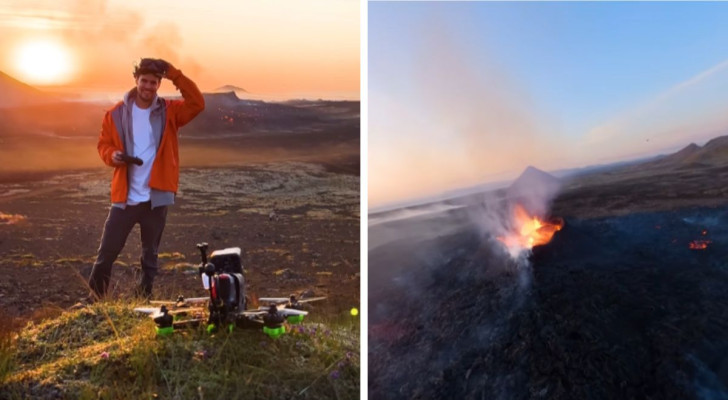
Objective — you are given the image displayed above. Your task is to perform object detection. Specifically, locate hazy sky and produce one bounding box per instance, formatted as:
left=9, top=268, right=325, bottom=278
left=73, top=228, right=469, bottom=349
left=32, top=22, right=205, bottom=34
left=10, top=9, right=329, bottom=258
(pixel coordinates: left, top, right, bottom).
left=369, top=2, right=728, bottom=208
left=0, top=0, right=359, bottom=100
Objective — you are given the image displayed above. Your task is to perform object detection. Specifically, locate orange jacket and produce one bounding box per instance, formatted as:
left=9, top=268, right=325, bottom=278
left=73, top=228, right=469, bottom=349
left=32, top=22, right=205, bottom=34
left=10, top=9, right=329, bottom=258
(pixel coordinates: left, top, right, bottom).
left=97, top=65, right=204, bottom=204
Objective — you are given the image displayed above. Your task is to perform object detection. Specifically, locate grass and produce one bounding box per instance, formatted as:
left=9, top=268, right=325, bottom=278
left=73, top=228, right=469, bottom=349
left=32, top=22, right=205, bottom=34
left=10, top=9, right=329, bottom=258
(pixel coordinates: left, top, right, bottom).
left=0, top=312, right=17, bottom=385
left=0, top=302, right=359, bottom=400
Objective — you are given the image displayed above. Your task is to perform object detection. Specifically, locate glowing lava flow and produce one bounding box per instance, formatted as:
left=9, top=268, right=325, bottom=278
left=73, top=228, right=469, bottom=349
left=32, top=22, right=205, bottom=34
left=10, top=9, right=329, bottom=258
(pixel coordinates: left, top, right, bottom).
left=689, top=240, right=711, bottom=250
left=498, top=204, right=563, bottom=255
left=0, top=212, right=26, bottom=225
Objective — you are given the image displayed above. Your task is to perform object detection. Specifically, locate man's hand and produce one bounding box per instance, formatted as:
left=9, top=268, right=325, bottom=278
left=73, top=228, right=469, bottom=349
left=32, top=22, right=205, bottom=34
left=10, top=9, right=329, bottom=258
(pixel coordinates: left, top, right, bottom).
left=111, top=151, right=124, bottom=166
left=159, top=60, right=173, bottom=79
left=149, top=58, right=171, bottom=79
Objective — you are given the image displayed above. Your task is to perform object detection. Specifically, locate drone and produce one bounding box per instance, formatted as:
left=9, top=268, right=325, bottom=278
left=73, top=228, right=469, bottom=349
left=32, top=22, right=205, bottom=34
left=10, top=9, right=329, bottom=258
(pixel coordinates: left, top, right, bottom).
left=134, top=243, right=326, bottom=338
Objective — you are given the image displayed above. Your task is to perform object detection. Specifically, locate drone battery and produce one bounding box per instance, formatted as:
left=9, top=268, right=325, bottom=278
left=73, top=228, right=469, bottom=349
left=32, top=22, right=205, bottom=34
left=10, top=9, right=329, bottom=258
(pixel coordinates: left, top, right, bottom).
left=212, top=273, right=245, bottom=311
left=209, top=247, right=243, bottom=274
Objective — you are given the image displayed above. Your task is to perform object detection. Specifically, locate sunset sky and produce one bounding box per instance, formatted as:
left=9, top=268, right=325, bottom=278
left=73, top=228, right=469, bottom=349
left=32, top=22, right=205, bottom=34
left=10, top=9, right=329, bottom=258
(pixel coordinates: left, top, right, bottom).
left=370, top=2, right=728, bottom=208
left=0, top=0, right=359, bottom=100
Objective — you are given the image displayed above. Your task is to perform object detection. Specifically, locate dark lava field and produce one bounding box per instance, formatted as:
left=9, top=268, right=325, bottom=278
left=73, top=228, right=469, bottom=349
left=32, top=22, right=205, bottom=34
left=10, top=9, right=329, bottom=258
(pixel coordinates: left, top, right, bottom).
left=370, top=205, right=728, bottom=400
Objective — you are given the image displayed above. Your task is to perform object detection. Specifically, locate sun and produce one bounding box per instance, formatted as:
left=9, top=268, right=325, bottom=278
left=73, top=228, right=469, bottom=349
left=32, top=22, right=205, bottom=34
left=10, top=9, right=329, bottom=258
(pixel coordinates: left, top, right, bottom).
left=13, top=40, right=73, bottom=85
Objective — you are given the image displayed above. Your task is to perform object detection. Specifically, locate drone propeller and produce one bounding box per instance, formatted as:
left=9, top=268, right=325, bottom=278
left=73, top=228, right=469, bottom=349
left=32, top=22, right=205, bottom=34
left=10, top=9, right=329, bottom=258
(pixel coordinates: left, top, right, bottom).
left=134, top=307, right=161, bottom=315
left=257, top=297, right=289, bottom=304
left=258, top=296, right=327, bottom=305
left=295, top=296, right=327, bottom=304
left=279, top=308, right=308, bottom=316
left=256, top=305, right=308, bottom=316
left=241, top=310, right=268, bottom=317
left=241, top=307, right=308, bottom=318
left=150, top=296, right=209, bottom=306
left=134, top=306, right=205, bottom=318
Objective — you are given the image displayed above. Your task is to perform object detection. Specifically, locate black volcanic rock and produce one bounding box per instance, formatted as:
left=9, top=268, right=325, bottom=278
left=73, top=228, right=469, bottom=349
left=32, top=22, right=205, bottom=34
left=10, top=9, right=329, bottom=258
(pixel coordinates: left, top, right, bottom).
left=202, top=91, right=243, bottom=108
left=369, top=205, right=728, bottom=399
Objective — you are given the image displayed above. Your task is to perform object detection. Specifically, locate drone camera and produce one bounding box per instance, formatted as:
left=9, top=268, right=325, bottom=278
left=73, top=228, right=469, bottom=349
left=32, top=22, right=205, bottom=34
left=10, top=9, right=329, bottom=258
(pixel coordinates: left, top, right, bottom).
left=197, top=247, right=246, bottom=324
left=209, top=247, right=243, bottom=274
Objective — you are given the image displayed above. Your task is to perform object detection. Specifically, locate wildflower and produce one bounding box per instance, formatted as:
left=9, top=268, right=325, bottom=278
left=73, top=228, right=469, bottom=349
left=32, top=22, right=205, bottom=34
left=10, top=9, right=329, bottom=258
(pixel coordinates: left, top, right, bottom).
left=330, top=370, right=340, bottom=380
left=100, top=351, right=109, bottom=360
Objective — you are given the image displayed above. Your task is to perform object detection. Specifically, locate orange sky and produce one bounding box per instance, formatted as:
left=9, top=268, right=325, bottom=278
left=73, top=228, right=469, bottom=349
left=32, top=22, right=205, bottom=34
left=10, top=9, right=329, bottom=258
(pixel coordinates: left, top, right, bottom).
left=0, top=0, right=360, bottom=100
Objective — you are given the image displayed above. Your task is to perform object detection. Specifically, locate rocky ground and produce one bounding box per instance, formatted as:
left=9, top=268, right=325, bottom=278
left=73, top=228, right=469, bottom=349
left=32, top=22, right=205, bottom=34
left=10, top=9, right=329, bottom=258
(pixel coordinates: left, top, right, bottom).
left=0, top=162, right=360, bottom=322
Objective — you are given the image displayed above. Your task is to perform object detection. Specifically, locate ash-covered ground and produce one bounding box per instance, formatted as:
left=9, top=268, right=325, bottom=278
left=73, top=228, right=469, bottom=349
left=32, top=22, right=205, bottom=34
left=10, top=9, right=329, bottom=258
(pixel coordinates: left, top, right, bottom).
left=370, top=202, right=728, bottom=400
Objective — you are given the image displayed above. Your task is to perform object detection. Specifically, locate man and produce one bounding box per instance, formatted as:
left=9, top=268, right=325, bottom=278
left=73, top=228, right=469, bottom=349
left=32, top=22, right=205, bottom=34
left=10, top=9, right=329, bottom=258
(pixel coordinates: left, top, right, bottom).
left=88, top=58, right=205, bottom=300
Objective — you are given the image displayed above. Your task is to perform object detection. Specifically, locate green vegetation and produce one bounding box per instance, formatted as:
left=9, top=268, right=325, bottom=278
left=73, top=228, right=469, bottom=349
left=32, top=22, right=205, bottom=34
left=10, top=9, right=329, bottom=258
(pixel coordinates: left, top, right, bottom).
left=0, top=320, right=14, bottom=385
left=0, top=302, right=359, bottom=399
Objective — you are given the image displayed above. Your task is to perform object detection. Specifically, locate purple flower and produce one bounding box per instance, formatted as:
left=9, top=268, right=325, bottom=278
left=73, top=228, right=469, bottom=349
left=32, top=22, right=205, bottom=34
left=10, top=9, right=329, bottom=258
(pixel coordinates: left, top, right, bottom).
left=330, top=370, right=340, bottom=380
left=297, top=326, right=305, bottom=334
left=346, top=352, right=353, bottom=360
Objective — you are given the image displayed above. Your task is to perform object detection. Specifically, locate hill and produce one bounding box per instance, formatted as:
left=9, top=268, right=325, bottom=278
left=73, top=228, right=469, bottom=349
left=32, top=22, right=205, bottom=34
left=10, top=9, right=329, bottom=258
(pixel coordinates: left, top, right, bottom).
left=214, top=84, right=248, bottom=93
left=551, top=134, right=728, bottom=218
left=504, top=165, right=563, bottom=216
left=0, top=71, right=58, bottom=108
left=637, top=136, right=728, bottom=170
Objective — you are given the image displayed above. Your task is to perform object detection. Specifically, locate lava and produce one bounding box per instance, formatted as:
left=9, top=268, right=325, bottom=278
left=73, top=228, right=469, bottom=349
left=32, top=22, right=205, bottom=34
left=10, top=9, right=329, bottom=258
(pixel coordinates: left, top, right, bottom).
left=498, top=204, right=563, bottom=254
left=0, top=212, right=26, bottom=225
left=689, top=240, right=711, bottom=250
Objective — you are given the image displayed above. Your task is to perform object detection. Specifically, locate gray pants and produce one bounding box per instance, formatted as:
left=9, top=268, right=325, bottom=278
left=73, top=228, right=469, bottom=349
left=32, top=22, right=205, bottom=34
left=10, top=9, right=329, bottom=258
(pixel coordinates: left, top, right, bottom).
left=88, top=202, right=168, bottom=298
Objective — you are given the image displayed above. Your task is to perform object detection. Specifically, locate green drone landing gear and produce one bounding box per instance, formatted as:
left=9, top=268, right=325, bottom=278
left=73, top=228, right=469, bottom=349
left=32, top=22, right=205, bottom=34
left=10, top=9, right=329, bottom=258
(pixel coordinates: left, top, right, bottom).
left=154, top=306, right=174, bottom=337
left=263, top=325, right=286, bottom=339
left=156, top=326, right=174, bottom=336
left=206, top=323, right=235, bottom=334
left=263, top=304, right=287, bottom=339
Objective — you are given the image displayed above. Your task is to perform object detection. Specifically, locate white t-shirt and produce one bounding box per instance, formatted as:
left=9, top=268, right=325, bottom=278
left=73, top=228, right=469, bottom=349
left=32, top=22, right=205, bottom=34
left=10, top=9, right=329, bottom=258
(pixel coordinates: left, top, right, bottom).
left=127, top=103, right=157, bottom=204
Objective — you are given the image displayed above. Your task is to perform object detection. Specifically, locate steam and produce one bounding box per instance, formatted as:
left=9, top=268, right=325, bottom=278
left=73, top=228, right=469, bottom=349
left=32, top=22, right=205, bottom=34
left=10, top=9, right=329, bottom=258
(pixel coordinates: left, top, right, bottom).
left=369, top=167, right=564, bottom=399
left=469, top=165, right=563, bottom=259
left=368, top=13, right=560, bottom=207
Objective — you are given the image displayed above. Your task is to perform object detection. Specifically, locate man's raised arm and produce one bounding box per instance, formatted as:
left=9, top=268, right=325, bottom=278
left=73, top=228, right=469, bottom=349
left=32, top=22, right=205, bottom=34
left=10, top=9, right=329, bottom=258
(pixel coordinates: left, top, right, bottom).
left=165, top=63, right=205, bottom=127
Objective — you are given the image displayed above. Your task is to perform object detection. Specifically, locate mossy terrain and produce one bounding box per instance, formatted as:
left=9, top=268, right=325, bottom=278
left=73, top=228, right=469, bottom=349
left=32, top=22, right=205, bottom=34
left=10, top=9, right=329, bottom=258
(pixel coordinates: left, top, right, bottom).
left=0, top=302, right=359, bottom=399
